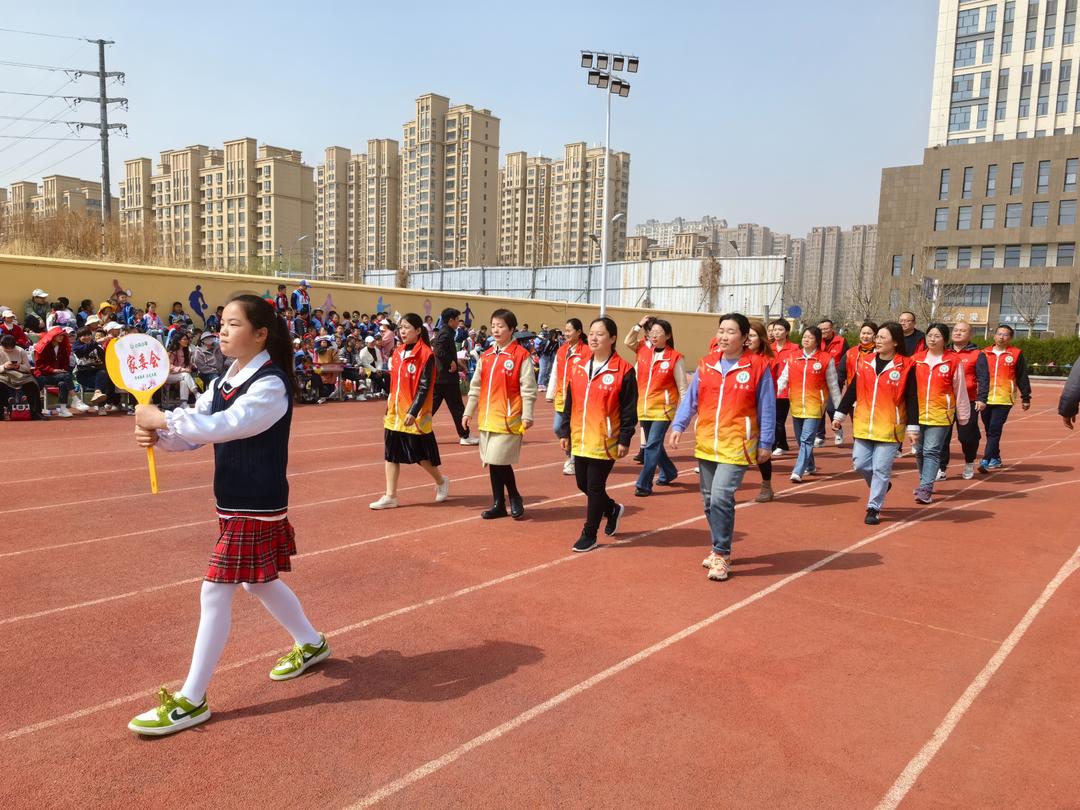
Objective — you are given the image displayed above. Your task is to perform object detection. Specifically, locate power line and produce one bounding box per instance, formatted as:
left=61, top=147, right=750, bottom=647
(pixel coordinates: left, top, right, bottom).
left=0, top=137, right=78, bottom=179
left=0, top=59, right=74, bottom=72
left=0, top=27, right=88, bottom=42
left=0, top=134, right=94, bottom=141
left=0, top=89, right=78, bottom=99
left=0, top=105, right=77, bottom=153
left=18, top=141, right=100, bottom=180
left=0, top=114, right=76, bottom=124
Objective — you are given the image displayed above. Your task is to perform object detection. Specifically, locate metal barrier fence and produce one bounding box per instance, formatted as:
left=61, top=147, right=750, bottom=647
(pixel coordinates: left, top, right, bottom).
left=362, top=256, right=786, bottom=316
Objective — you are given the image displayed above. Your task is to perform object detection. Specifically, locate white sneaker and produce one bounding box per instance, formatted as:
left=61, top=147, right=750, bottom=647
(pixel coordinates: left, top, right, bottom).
left=813, top=437, right=825, bottom=448
left=834, top=427, right=844, bottom=446
left=935, top=469, right=947, bottom=482
left=459, top=436, right=480, bottom=446
left=962, top=463, right=975, bottom=480
left=69, top=398, right=90, bottom=413
left=369, top=495, right=398, bottom=510
left=54, top=405, right=73, bottom=418
left=771, top=448, right=784, bottom=458
left=790, top=472, right=802, bottom=483
left=435, top=477, right=450, bottom=502
left=562, top=458, right=575, bottom=475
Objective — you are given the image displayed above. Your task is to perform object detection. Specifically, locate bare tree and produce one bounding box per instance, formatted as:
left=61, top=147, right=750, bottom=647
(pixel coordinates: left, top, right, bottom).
left=1008, top=280, right=1053, bottom=337
left=698, top=256, right=721, bottom=312
left=840, top=270, right=891, bottom=328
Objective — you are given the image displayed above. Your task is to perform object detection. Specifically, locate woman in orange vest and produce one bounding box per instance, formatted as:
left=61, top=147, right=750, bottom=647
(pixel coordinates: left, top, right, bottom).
left=832, top=322, right=918, bottom=525
left=912, top=322, right=971, bottom=504
left=463, top=308, right=537, bottom=520
left=845, top=322, right=878, bottom=388
left=545, top=318, right=591, bottom=476
left=556, top=316, right=638, bottom=553
left=745, top=321, right=779, bottom=502
left=775, top=325, right=841, bottom=483
left=979, top=324, right=1032, bottom=471
left=626, top=317, right=687, bottom=496
left=669, top=313, right=775, bottom=582
left=370, top=313, right=450, bottom=510
left=767, top=318, right=799, bottom=457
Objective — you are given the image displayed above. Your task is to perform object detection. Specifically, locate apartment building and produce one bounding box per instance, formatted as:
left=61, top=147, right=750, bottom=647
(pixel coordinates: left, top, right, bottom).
left=497, top=151, right=553, bottom=267
left=119, top=158, right=153, bottom=233
left=31, top=175, right=104, bottom=219
left=548, top=142, right=630, bottom=265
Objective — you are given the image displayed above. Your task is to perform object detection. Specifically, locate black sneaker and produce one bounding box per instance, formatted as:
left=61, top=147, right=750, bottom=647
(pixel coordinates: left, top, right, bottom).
left=634, top=488, right=650, bottom=497
left=604, top=503, right=624, bottom=536
left=864, top=508, right=880, bottom=525
left=572, top=534, right=598, bottom=553
left=481, top=503, right=508, bottom=520
left=632, top=451, right=644, bottom=464
left=509, top=495, right=525, bottom=520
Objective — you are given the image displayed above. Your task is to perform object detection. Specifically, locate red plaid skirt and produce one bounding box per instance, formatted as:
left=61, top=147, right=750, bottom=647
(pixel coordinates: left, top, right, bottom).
left=206, top=515, right=297, bottom=583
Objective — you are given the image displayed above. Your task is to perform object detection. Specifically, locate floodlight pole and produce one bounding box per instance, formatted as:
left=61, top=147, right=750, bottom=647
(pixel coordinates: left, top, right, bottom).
left=599, top=90, right=612, bottom=317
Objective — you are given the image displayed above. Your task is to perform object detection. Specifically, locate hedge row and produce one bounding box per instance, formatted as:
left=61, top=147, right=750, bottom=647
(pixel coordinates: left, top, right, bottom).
left=841, top=334, right=1079, bottom=376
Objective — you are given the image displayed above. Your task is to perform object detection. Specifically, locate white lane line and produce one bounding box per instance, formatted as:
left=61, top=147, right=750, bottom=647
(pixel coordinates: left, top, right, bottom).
left=874, top=543, right=1080, bottom=810
left=344, top=476, right=1080, bottom=809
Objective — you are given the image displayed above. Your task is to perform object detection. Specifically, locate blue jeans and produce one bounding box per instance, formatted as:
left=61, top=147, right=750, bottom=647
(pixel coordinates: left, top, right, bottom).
left=698, top=460, right=747, bottom=557
left=553, top=410, right=569, bottom=457
left=791, top=416, right=821, bottom=476
left=538, top=354, right=554, bottom=387
left=916, top=425, right=950, bottom=490
left=816, top=395, right=836, bottom=439
left=981, top=404, right=1012, bottom=462
left=852, top=438, right=899, bottom=511
left=636, top=420, right=678, bottom=491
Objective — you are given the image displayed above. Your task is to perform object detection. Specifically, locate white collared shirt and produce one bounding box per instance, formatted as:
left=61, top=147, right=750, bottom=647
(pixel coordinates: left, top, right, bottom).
left=156, top=350, right=289, bottom=452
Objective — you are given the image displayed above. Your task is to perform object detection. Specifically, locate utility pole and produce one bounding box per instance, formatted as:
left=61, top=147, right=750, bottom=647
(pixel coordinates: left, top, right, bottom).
left=73, top=39, right=127, bottom=252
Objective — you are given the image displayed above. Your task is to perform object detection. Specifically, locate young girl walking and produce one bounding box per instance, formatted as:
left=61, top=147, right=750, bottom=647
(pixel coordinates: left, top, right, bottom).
left=556, top=316, right=638, bottom=552
left=775, top=326, right=841, bottom=483
left=128, top=295, right=329, bottom=736
left=463, top=309, right=537, bottom=519
left=625, top=317, right=687, bottom=496
left=832, top=322, right=919, bottom=525
left=912, top=322, right=971, bottom=504
left=669, top=313, right=775, bottom=582
left=745, top=321, right=778, bottom=502
left=370, top=313, right=450, bottom=509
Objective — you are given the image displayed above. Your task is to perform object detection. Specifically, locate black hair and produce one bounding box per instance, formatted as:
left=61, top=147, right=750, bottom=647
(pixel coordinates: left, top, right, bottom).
left=78, top=299, right=92, bottom=312
left=227, top=294, right=298, bottom=393
left=590, top=316, right=618, bottom=338
left=441, top=307, right=461, bottom=323
left=491, top=308, right=518, bottom=331
left=878, top=321, right=907, bottom=355
left=817, top=318, right=834, bottom=328
left=899, top=310, right=917, bottom=321
left=172, top=301, right=183, bottom=309
left=76, top=326, right=93, bottom=339
left=768, top=318, right=791, bottom=333
left=718, top=312, right=751, bottom=337
left=277, top=284, right=286, bottom=291
left=58, top=297, right=69, bottom=307
left=0, top=334, right=15, bottom=349
left=802, top=325, right=823, bottom=345
left=565, top=317, right=583, bottom=332
left=650, top=318, right=675, bottom=349
left=926, top=322, right=951, bottom=342
left=401, top=312, right=430, bottom=345
left=996, top=323, right=1015, bottom=337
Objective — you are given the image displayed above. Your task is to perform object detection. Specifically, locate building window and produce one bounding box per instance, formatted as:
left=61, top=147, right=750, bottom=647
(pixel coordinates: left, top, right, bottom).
left=980, top=246, right=997, bottom=267
left=1030, top=244, right=1049, bottom=266
left=1032, top=201, right=1050, bottom=226
left=891, top=255, right=903, bottom=276
left=982, top=203, right=997, bottom=228
left=1005, top=202, right=1023, bottom=226
left=943, top=284, right=992, bottom=308
left=958, top=7, right=981, bottom=35
left=935, top=247, right=949, bottom=269
left=939, top=168, right=951, bottom=200
left=1065, top=158, right=1078, bottom=191
left=962, top=166, right=974, bottom=198
left=986, top=163, right=998, bottom=196
left=957, top=205, right=973, bottom=230
left=1037, top=160, right=1051, bottom=193
left=955, top=41, right=977, bottom=67
left=934, top=208, right=949, bottom=231
left=1011, top=162, right=1024, bottom=194
left=958, top=247, right=972, bottom=268
left=1004, top=245, right=1022, bottom=266
left=1060, top=199, right=1078, bottom=224
left=1057, top=242, right=1076, bottom=265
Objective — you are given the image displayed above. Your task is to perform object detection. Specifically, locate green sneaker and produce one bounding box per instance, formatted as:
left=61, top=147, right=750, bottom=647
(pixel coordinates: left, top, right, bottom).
left=128, top=687, right=210, bottom=736
left=269, top=634, right=330, bottom=681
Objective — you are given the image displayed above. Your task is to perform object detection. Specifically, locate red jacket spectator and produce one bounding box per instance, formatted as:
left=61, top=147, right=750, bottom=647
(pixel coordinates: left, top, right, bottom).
left=0, top=312, right=31, bottom=349
left=33, top=327, right=72, bottom=377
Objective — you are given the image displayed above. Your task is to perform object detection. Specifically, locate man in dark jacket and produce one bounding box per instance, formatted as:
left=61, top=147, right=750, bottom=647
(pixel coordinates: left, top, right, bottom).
left=1059, top=355, right=1080, bottom=429
left=431, top=307, right=477, bottom=445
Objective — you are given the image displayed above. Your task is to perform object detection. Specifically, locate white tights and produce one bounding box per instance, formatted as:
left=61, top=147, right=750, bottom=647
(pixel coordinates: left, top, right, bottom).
left=180, top=579, right=320, bottom=703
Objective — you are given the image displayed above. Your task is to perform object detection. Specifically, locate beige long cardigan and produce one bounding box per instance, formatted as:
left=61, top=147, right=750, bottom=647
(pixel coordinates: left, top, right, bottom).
left=463, top=344, right=538, bottom=465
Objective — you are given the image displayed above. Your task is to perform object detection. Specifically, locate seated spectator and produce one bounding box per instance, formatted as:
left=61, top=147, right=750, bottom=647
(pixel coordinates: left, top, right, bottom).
left=338, top=336, right=364, bottom=398
left=33, top=326, right=88, bottom=417
left=1, top=309, right=31, bottom=348
left=193, top=332, right=225, bottom=389
left=72, top=326, right=106, bottom=407
left=205, top=305, right=223, bottom=333
left=97, top=301, right=116, bottom=326
left=75, top=299, right=94, bottom=328
left=116, top=292, right=135, bottom=326
left=0, top=334, right=43, bottom=419
left=141, top=301, right=165, bottom=339
left=168, top=301, right=192, bottom=327
left=47, top=298, right=77, bottom=330
left=24, top=288, right=50, bottom=332
left=358, top=335, right=388, bottom=397
left=166, top=331, right=198, bottom=405
left=296, top=356, right=322, bottom=404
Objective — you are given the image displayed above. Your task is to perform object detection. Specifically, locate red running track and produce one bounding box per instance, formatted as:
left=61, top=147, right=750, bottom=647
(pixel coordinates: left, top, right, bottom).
left=1, top=386, right=1077, bottom=809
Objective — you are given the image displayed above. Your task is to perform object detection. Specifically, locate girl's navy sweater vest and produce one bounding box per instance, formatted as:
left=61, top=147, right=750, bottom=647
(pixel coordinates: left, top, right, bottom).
left=211, top=362, right=292, bottom=512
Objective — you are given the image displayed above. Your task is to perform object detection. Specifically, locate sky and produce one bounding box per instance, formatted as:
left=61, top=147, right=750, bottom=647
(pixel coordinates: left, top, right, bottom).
left=0, top=0, right=940, bottom=237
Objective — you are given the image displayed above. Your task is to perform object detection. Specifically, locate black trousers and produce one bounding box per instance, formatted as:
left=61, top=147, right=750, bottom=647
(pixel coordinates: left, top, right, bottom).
left=981, top=404, right=1012, bottom=462
left=774, top=398, right=790, bottom=451
left=939, top=416, right=982, bottom=469
left=0, top=380, right=42, bottom=416
left=574, top=456, right=616, bottom=539
left=432, top=381, right=469, bottom=438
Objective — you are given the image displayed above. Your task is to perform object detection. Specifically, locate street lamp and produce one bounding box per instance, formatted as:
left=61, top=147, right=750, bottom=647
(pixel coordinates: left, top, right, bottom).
left=289, top=234, right=310, bottom=278
left=580, top=50, right=639, bottom=316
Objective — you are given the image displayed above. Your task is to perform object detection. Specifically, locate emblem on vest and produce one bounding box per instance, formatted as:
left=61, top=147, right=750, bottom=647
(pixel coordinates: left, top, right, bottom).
left=407, top=363, right=416, bottom=374
left=503, top=359, right=515, bottom=371
left=660, top=361, right=670, bottom=370
left=1004, top=355, right=1014, bottom=364
left=939, top=363, right=951, bottom=375
left=812, top=362, right=822, bottom=371
left=889, top=370, right=901, bottom=381
left=602, top=373, right=615, bottom=385
left=736, top=370, right=751, bottom=384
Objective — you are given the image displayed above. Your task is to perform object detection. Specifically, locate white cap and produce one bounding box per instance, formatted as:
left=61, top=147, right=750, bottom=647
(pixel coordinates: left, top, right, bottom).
left=1, top=310, right=14, bottom=319
left=32, top=288, right=48, bottom=298
left=364, top=335, right=375, bottom=343
left=84, top=315, right=101, bottom=326
left=104, top=321, right=122, bottom=332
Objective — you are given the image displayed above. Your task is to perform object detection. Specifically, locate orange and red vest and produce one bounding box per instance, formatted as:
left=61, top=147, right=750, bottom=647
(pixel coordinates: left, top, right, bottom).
left=850, top=354, right=916, bottom=443
left=984, top=346, right=1023, bottom=405
left=552, top=340, right=591, bottom=412
left=566, top=353, right=634, bottom=460
left=952, top=345, right=981, bottom=400
left=385, top=341, right=436, bottom=435
left=476, top=341, right=532, bottom=435
left=771, top=341, right=799, bottom=400
left=845, top=343, right=875, bottom=385
left=787, top=350, right=833, bottom=420
left=693, top=351, right=769, bottom=466
left=635, top=344, right=683, bottom=421
left=913, top=350, right=961, bottom=426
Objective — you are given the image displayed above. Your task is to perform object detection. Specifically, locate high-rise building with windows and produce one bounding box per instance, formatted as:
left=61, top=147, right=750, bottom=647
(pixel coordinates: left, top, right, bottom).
left=548, top=142, right=630, bottom=265
left=930, top=0, right=1080, bottom=146
left=400, top=93, right=500, bottom=271
left=498, top=152, right=554, bottom=267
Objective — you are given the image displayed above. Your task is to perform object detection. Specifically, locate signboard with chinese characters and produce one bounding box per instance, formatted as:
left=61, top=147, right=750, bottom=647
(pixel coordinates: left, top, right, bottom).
left=111, top=334, right=170, bottom=392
